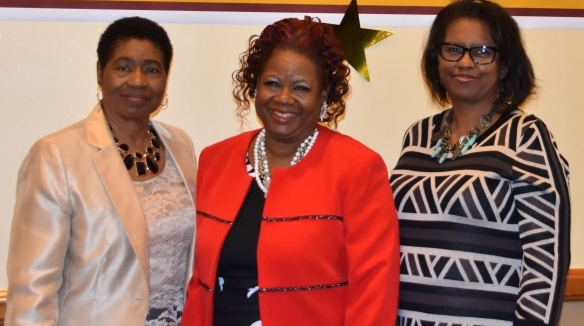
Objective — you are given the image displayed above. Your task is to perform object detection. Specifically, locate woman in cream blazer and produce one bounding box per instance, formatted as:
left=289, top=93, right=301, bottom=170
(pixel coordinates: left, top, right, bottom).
left=6, top=17, right=196, bottom=326
left=6, top=104, right=196, bottom=325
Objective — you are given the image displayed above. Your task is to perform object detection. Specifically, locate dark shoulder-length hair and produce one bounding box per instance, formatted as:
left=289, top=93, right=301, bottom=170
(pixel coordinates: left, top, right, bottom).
left=233, top=16, right=351, bottom=129
left=97, top=16, right=173, bottom=73
left=421, top=0, right=536, bottom=110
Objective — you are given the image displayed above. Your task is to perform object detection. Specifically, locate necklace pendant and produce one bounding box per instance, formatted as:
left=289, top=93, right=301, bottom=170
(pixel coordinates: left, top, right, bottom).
left=146, top=155, right=159, bottom=173
left=451, top=145, right=463, bottom=159
left=123, top=154, right=134, bottom=169
left=438, top=151, right=448, bottom=164
left=151, top=136, right=161, bottom=149
left=135, top=161, right=147, bottom=176
left=431, top=140, right=443, bottom=158
left=460, top=141, right=473, bottom=155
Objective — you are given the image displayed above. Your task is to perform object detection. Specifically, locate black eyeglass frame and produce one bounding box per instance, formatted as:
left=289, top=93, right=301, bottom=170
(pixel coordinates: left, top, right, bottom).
left=438, top=42, right=499, bottom=65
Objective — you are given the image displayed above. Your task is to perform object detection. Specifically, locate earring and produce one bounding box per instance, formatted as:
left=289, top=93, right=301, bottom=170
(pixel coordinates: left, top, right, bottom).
left=320, top=102, right=327, bottom=121
left=160, top=94, right=169, bottom=110
left=96, top=86, right=103, bottom=102
left=496, top=82, right=505, bottom=101
left=254, top=89, right=257, bottom=99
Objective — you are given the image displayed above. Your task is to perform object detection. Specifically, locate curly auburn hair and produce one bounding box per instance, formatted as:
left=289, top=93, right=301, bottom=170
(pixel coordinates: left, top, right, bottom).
left=421, top=0, right=536, bottom=111
left=232, top=16, right=351, bottom=129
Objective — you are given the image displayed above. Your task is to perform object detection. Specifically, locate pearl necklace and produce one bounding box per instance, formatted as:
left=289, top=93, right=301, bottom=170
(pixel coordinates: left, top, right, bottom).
left=253, top=128, right=319, bottom=196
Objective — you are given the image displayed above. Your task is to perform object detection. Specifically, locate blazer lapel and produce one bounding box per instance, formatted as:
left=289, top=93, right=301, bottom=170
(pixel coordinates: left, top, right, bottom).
left=86, top=104, right=150, bottom=287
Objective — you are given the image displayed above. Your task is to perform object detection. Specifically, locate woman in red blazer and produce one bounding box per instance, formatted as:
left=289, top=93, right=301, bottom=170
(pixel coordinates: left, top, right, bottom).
left=182, top=16, right=400, bottom=326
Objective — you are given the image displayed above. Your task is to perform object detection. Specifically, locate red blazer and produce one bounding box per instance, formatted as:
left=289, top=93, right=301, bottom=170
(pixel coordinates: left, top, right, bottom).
left=182, top=126, right=399, bottom=325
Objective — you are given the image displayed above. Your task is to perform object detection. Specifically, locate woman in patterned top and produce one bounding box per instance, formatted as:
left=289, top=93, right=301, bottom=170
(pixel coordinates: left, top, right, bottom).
left=182, top=16, right=400, bottom=326
left=390, top=1, right=570, bottom=325
left=6, top=17, right=196, bottom=325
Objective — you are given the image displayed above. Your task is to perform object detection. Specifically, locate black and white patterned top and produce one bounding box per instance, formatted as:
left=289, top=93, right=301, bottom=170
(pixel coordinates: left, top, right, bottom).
left=390, top=109, right=570, bottom=326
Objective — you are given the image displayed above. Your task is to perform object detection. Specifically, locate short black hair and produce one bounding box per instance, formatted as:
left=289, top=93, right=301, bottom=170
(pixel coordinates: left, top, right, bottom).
left=97, top=16, right=173, bottom=72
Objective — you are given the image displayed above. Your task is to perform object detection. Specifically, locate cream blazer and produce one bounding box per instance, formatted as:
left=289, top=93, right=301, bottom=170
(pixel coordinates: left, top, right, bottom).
left=6, top=104, right=197, bottom=326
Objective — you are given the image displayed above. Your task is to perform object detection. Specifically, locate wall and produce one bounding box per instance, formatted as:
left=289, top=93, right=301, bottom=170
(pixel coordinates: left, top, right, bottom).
left=0, top=6, right=582, bottom=323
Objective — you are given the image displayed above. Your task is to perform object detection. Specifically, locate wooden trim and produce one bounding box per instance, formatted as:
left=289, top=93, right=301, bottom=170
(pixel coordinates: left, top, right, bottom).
left=0, top=268, right=582, bottom=323
left=565, top=268, right=584, bottom=302
left=0, top=1, right=583, bottom=17
left=0, top=289, right=6, bottom=326
left=0, top=0, right=583, bottom=9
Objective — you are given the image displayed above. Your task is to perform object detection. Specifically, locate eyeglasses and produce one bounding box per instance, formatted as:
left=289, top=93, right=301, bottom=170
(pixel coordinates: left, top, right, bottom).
left=439, top=42, right=498, bottom=65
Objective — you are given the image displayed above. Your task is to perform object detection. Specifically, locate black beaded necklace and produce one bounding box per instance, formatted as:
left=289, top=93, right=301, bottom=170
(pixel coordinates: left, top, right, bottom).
left=111, top=124, right=162, bottom=176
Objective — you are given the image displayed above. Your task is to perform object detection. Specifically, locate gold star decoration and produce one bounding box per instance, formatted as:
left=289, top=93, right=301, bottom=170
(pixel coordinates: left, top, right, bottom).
left=326, top=0, right=392, bottom=82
